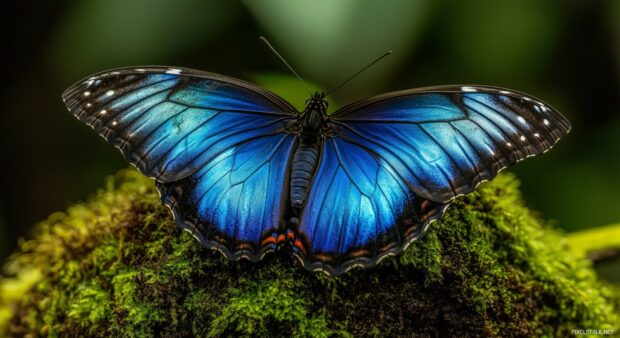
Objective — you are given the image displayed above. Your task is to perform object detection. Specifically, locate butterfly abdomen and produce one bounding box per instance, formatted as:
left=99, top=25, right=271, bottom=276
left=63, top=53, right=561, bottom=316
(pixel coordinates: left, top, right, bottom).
left=289, top=101, right=327, bottom=212
left=290, top=139, right=321, bottom=210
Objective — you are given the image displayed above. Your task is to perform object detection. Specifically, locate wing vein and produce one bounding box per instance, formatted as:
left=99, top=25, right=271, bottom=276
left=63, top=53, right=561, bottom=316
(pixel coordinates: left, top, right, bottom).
left=309, top=152, right=340, bottom=252
left=330, top=121, right=432, bottom=195
left=79, top=78, right=177, bottom=120
left=449, top=122, right=488, bottom=181
left=467, top=96, right=537, bottom=155
left=466, top=107, right=521, bottom=160
left=159, top=117, right=289, bottom=177
left=126, top=107, right=190, bottom=157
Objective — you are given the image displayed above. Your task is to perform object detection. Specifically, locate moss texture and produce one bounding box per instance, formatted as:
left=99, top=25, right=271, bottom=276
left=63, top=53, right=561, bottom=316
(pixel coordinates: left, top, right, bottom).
left=567, top=223, right=620, bottom=259
left=1, top=169, right=618, bottom=337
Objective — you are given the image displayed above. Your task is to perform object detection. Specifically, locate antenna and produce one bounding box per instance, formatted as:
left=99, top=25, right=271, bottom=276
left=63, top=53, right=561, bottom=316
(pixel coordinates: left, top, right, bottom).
left=259, top=36, right=312, bottom=96
left=324, top=51, right=392, bottom=98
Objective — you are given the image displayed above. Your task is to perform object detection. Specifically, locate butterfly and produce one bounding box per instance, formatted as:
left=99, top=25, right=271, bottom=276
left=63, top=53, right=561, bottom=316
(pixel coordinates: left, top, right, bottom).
left=62, top=66, right=570, bottom=275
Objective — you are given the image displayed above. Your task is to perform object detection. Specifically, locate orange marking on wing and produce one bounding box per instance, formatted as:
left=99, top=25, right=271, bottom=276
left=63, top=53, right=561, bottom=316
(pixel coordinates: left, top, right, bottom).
left=236, top=243, right=253, bottom=251
left=403, top=226, right=418, bottom=236
left=349, top=249, right=370, bottom=258
left=214, top=235, right=227, bottom=244
left=286, top=231, right=295, bottom=241
left=261, top=236, right=277, bottom=246
left=293, top=239, right=306, bottom=255
left=379, top=242, right=397, bottom=251
left=313, top=253, right=334, bottom=263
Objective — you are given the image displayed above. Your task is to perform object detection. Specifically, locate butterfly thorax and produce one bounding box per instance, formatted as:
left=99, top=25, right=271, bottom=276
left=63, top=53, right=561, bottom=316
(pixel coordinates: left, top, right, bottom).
left=299, top=93, right=328, bottom=138
left=289, top=93, right=329, bottom=219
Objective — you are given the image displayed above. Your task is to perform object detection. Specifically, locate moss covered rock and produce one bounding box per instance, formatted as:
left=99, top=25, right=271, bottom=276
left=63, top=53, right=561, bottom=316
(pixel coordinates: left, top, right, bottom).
left=0, top=169, right=618, bottom=337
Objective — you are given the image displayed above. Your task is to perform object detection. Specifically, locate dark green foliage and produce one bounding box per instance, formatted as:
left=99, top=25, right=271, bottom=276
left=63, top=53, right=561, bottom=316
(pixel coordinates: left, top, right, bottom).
left=1, top=169, right=618, bottom=337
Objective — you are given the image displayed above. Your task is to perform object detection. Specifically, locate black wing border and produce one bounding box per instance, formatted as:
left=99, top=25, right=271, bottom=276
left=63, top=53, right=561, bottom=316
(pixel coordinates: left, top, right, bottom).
left=331, top=84, right=570, bottom=131
left=62, top=65, right=298, bottom=115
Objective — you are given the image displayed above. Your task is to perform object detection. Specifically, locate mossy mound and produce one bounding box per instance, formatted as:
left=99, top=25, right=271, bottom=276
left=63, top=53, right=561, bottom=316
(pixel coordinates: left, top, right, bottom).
left=1, top=169, right=618, bottom=337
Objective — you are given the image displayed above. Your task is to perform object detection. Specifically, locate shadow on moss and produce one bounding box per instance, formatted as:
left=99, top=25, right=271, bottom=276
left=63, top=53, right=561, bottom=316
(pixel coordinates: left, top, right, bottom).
left=1, top=169, right=618, bottom=337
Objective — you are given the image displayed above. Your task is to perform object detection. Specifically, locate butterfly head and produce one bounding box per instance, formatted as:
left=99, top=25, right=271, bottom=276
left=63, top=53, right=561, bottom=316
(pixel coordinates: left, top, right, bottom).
left=299, top=92, right=328, bottom=134
left=305, top=92, right=328, bottom=111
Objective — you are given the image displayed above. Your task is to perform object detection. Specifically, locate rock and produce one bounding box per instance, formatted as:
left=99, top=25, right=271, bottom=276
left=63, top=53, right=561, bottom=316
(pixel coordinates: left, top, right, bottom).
left=1, top=169, right=618, bottom=337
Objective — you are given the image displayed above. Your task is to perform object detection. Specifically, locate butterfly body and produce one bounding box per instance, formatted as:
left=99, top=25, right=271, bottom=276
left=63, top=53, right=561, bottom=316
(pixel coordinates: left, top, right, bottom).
left=63, top=66, right=570, bottom=275
left=289, top=92, right=329, bottom=212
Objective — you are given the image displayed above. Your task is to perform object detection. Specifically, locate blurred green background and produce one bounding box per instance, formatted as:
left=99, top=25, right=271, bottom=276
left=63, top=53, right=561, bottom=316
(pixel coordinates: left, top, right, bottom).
left=1, top=0, right=619, bottom=266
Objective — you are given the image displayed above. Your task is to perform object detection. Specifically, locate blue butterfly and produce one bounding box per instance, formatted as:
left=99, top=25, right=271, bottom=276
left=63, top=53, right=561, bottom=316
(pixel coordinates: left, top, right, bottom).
left=63, top=66, right=570, bottom=275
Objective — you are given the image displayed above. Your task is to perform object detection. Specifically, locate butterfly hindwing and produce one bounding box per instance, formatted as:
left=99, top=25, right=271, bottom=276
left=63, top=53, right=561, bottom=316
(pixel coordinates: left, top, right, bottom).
left=295, top=136, right=446, bottom=274
left=63, top=67, right=297, bottom=260
left=296, top=86, right=570, bottom=274
left=158, top=132, right=297, bottom=258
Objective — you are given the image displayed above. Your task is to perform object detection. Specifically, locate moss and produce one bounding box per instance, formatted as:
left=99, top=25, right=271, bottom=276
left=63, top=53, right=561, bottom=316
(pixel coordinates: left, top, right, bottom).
left=567, top=223, right=620, bottom=259
left=0, top=169, right=618, bottom=337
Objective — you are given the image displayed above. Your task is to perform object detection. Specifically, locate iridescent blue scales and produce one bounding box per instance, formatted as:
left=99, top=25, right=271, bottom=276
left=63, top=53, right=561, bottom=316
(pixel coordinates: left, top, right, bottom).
left=63, top=67, right=570, bottom=275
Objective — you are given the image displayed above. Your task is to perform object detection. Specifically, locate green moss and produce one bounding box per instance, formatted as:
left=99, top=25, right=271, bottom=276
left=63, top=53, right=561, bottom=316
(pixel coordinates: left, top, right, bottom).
left=567, top=223, right=620, bottom=258
left=1, top=169, right=618, bottom=337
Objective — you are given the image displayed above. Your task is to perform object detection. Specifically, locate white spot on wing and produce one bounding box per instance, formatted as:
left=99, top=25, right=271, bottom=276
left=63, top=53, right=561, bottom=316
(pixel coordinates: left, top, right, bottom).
left=461, top=86, right=477, bottom=92
left=166, top=68, right=182, bottom=74
left=136, top=68, right=146, bottom=72
left=543, top=119, right=550, bottom=126
left=83, top=91, right=91, bottom=97
left=499, top=90, right=511, bottom=95
left=517, top=116, right=526, bottom=124
left=534, top=133, right=540, bottom=138
left=520, top=135, right=526, bottom=141
left=106, top=90, right=115, bottom=96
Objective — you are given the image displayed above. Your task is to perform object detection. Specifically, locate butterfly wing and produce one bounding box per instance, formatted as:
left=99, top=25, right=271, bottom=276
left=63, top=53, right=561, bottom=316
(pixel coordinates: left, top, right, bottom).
left=295, top=85, right=570, bottom=274
left=63, top=66, right=298, bottom=260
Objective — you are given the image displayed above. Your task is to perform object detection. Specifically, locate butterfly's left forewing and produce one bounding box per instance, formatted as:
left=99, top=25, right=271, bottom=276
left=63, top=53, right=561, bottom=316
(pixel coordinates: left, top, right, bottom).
left=63, top=67, right=298, bottom=260
left=295, top=86, right=570, bottom=274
